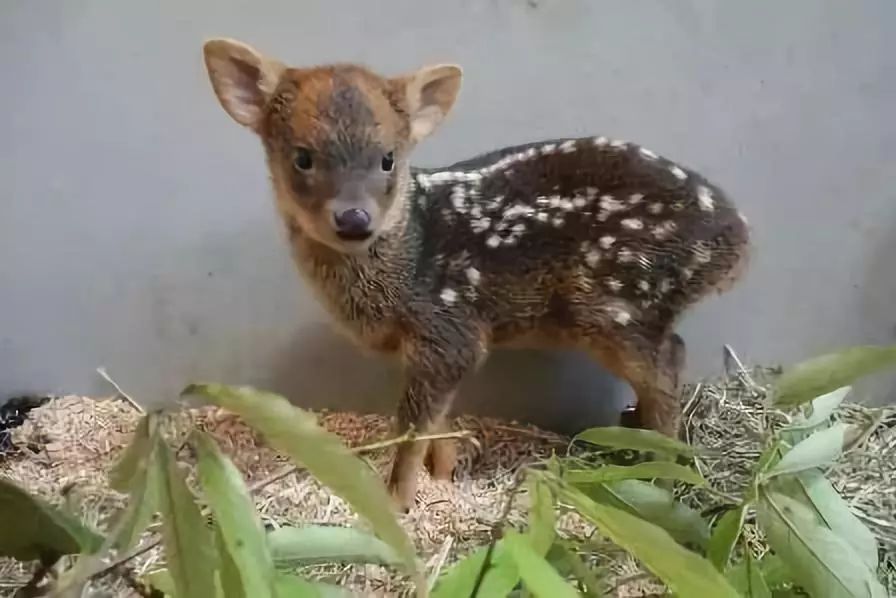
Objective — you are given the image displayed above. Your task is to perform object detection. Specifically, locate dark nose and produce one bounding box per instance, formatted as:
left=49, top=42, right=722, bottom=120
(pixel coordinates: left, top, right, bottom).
left=333, top=208, right=372, bottom=240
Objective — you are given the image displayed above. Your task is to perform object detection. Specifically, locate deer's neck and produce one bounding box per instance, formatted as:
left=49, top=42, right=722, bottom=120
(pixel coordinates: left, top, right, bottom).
left=285, top=176, right=420, bottom=343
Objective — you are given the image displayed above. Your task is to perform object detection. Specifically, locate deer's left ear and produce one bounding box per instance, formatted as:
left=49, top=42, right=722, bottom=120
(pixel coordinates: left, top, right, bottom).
left=398, top=64, right=463, bottom=143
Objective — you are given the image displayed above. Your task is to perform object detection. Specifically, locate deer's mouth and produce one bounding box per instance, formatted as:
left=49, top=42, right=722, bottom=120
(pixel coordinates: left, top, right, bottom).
left=335, top=230, right=373, bottom=242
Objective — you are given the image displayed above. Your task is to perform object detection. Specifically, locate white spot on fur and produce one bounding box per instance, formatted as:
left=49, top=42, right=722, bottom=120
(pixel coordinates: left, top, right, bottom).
left=599, top=195, right=626, bottom=214
left=470, top=205, right=482, bottom=218
left=549, top=195, right=562, bottom=209
left=648, top=202, right=663, bottom=215
left=551, top=216, right=565, bottom=228
left=611, top=307, right=632, bottom=325
left=471, top=217, right=491, bottom=233
left=621, top=218, right=644, bottom=230
left=610, top=139, right=627, bottom=148
left=512, top=223, right=526, bottom=234
left=605, top=278, right=623, bottom=292
left=659, top=278, right=673, bottom=293
left=536, top=212, right=549, bottom=223
left=682, top=267, right=694, bottom=280
left=629, top=193, right=645, bottom=204
left=585, top=249, right=602, bottom=267
left=693, top=241, right=712, bottom=264
left=465, top=267, right=481, bottom=286
left=503, top=203, right=533, bottom=220
left=440, top=288, right=458, bottom=304
left=486, top=195, right=505, bottom=211
left=639, top=147, right=658, bottom=160
left=451, top=185, right=466, bottom=212
left=637, top=254, right=653, bottom=270
left=559, top=140, right=577, bottom=153
left=696, top=185, right=715, bottom=212
left=617, top=247, right=635, bottom=263
left=573, top=194, right=587, bottom=209
left=599, top=235, right=616, bottom=249
left=486, top=234, right=501, bottom=248
left=559, top=198, right=574, bottom=211
left=637, top=280, right=650, bottom=291
left=541, top=143, right=557, bottom=154
left=503, top=234, right=519, bottom=246
left=428, top=171, right=458, bottom=184
left=651, top=221, right=678, bottom=240
left=594, top=136, right=609, bottom=146
left=669, top=165, right=687, bottom=180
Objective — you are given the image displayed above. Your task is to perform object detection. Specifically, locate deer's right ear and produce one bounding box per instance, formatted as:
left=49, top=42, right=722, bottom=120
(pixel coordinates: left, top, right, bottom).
left=202, top=38, right=285, bottom=130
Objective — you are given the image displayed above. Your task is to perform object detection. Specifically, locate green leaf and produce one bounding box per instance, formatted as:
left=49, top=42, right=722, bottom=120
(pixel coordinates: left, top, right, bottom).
left=757, top=554, right=792, bottom=590
left=145, top=569, right=177, bottom=596
left=727, top=551, right=772, bottom=598
left=789, top=386, right=852, bottom=431
left=555, top=481, right=740, bottom=598
left=707, top=505, right=747, bottom=571
left=109, top=421, right=162, bottom=551
left=182, top=383, right=417, bottom=575
left=273, top=573, right=353, bottom=598
left=109, top=414, right=157, bottom=492
left=504, top=531, right=579, bottom=598
left=216, top=526, right=247, bottom=598
left=764, top=423, right=851, bottom=479
left=565, top=461, right=706, bottom=486
left=787, top=471, right=878, bottom=570
left=0, top=476, right=103, bottom=561
left=267, top=525, right=402, bottom=567
left=431, top=541, right=520, bottom=598
left=527, top=477, right=556, bottom=555
left=550, top=542, right=604, bottom=597
left=155, top=434, right=218, bottom=598
left=773, top=344, right=896, bottom=407
left=583, top=479, right=710, bottom=548
left=573, top=426, right=695, bottom=458
left=195, top=431, right=276, bottom=598
left=757, top=489, right=887, bottom=598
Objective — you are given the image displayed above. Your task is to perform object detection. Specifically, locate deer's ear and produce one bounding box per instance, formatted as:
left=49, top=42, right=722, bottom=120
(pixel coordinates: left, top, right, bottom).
left=202, top=38, right=285, bottom=130
left=399, top=64, right=463, bottom=142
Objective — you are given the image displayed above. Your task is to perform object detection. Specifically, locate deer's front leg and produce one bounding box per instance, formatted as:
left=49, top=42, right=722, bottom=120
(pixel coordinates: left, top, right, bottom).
left=387, top=323, right=484, bottom=512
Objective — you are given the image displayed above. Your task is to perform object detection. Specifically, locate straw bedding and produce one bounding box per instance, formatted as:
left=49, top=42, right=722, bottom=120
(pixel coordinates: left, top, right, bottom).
left=1, top=367, right=894, bottom=597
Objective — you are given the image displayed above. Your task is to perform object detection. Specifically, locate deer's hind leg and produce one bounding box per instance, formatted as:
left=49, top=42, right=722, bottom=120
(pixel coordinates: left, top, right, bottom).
left=592, top=332, right=686, bottom=438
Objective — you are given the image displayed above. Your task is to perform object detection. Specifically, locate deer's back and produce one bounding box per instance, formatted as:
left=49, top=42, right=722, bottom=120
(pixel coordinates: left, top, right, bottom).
left=410, top=136, right=750, bottom=344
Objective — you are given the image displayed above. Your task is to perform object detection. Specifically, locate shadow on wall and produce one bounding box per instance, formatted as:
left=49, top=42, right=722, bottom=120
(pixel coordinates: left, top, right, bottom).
left=857, top=214, right=896, bottom=406
left=267, top=326, right=632, bottom=437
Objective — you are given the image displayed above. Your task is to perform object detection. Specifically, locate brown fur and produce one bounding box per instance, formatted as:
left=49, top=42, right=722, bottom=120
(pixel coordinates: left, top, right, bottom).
left=202, top=38, right=752, bottom=511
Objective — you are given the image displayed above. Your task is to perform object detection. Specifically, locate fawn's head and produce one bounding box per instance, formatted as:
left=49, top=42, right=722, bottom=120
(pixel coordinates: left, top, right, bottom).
left=203, top=38, right=463, bottom=253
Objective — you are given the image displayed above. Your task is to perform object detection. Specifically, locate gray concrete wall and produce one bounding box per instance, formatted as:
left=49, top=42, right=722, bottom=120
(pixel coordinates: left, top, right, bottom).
left=2, top=0, right=895, bottom=434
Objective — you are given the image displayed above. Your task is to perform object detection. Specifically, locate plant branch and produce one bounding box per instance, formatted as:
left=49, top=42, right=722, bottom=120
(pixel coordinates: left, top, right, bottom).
left=248, top=428, right=474, bottom=494
left=96, top=368, right=144, bottom=414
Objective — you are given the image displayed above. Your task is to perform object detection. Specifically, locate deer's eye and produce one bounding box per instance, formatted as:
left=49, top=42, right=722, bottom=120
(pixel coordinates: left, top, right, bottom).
left=381, top=151, right=395, bottom=172
left=293, top=148, right=313, bottom=171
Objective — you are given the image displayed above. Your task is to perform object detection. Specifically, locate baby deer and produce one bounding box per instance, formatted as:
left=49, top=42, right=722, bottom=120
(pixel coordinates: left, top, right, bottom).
left=202, top=38, right=751, bottom=511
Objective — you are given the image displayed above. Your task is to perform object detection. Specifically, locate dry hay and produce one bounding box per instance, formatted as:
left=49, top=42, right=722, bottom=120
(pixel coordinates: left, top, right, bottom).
left=1, top=367, right=894, bottom=597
